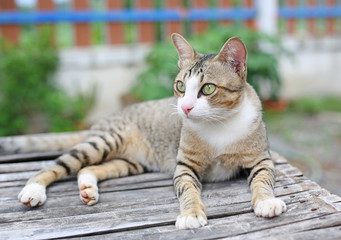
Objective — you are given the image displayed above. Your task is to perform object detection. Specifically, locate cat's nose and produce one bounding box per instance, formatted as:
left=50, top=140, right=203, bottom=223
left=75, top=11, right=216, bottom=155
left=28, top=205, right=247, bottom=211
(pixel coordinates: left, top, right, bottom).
left=181, top=105, right=193, bottom=116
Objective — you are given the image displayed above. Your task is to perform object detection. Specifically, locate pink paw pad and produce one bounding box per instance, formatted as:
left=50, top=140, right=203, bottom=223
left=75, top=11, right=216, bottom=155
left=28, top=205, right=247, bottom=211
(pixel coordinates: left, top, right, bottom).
left=78, top=184, right=98, bottom=206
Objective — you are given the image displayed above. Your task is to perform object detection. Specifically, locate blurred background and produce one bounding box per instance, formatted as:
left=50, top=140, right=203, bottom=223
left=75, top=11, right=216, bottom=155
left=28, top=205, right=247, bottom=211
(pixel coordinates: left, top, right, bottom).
left=0, top=0, right=340, bottom=195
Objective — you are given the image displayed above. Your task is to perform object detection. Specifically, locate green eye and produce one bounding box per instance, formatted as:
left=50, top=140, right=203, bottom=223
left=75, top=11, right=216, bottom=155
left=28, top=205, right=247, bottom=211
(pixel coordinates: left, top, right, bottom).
left=176, top=81, right=185, bottom=93
left=202, top=84, right=216, bottom=95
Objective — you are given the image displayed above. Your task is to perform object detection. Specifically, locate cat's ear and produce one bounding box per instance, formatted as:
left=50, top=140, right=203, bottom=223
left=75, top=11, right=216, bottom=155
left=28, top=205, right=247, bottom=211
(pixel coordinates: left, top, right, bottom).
left=214, top=37, right=247, bottom=79
left=171, top=33, right=197, bottom=68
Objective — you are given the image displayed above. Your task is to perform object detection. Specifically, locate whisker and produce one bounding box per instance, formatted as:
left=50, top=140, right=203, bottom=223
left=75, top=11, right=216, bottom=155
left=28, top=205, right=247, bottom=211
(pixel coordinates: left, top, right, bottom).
left=169, top=103, right=178, bottom=108
left=169, top=103, right=179, bottom=116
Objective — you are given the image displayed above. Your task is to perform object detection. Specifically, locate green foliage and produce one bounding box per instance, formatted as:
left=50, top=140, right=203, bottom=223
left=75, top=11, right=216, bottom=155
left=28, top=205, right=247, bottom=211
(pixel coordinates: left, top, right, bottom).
left=264, top=96, right=341, bottom=123
left=289, top=97, right=341, bottom=113
left=131, top=26, right=285, bottom=101
left=0, top=28, right=95, bottom=136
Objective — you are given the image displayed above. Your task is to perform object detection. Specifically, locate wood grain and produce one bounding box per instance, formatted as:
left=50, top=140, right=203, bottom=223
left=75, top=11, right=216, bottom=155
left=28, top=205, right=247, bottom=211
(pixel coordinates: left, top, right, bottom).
left=0, top=151, right=340, bottom=239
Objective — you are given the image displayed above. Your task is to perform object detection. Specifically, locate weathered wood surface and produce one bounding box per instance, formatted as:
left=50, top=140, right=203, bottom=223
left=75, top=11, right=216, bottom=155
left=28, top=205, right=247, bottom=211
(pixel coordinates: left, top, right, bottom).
left=0, top=151, right=340, bottom=240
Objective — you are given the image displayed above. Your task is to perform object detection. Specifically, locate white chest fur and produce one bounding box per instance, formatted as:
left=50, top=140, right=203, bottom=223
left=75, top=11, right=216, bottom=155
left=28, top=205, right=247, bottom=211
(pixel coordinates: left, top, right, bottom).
left=189, top=96, right=258, bottom=157
left=203, top=158, right=239, bottom=182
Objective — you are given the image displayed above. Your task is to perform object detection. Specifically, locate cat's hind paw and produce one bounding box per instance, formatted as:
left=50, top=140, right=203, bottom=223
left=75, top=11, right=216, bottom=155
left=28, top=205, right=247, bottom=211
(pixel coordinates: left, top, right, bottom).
left=18, top=183, right=46, bottom=207
left=176, top=211, right=207, bottom=229
left=78, top=173, right=99, bottom=206
left=254, top=198, right=286, bottom=218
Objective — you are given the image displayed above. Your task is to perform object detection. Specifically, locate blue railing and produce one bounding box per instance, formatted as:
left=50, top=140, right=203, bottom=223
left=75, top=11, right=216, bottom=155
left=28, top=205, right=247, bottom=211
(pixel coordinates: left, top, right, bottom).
left=279, top=6, right=341, bottom=19
left=0, top=6, right=340, bottom=25
left=0, top=8, right=254, bottom=24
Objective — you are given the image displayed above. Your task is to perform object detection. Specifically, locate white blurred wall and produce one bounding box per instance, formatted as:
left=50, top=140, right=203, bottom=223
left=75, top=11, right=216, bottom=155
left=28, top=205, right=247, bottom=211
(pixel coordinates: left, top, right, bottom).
left=279, top=36, right=341, bottom=99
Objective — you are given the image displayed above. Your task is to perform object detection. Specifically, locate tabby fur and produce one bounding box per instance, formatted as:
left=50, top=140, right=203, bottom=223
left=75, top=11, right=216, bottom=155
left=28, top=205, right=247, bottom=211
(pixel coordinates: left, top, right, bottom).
left=4, top=33, right=286, bottom=229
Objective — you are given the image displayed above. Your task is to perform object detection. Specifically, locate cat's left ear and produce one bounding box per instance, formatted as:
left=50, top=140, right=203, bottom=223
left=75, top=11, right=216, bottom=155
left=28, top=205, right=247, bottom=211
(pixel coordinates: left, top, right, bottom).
left=214, top=37, right=247, bottom=79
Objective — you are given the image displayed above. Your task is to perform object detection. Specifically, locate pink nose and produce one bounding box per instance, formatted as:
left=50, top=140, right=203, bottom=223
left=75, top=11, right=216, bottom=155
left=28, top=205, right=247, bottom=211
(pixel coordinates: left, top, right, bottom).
left=181, top=105, right=193, bottom=116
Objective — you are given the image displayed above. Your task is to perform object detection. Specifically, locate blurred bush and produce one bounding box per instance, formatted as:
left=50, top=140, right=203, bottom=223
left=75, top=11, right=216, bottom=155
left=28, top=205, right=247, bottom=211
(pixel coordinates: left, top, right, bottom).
left=0, top=28, right=95, bottom=136
left=130, top=26, right=285, bottom=102
left=289, top=97, right=341, bottom=114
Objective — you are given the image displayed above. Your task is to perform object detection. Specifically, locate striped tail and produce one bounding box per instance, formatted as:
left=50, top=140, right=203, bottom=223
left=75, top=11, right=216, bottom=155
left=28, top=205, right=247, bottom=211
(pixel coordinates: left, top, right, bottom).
left=0, top=131, right=88, bottom=155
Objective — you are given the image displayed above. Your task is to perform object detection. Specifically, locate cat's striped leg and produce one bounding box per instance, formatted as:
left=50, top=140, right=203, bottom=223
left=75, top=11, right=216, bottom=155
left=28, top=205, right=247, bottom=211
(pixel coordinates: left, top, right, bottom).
left=18, top=132, right=118, bottom=207
left=247, top=158, right=287, bottom=218
left=77, top=158, right=144, bottom=205
left=173, top=162, right=207, bottom=229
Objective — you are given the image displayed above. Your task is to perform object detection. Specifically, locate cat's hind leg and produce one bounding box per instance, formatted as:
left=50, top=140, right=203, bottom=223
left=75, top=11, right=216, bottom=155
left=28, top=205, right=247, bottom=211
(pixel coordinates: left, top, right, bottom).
left=18, top=132, right=119, bottom=207
left=77, top=158, right=144, bottom=205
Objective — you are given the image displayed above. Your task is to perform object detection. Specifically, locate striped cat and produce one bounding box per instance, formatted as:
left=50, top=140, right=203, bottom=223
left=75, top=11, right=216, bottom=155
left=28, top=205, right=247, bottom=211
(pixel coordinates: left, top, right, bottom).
left=9, top=33, right=286, bottom=229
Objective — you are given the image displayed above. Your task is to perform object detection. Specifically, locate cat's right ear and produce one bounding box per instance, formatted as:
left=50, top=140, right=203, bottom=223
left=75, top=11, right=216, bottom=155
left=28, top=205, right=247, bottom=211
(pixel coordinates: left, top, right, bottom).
left=171, top=33, right=197, bottom=68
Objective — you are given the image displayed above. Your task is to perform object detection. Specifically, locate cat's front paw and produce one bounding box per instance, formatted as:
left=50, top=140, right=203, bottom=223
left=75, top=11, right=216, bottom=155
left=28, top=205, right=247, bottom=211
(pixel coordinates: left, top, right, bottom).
left=78, top=173, right=99, bottom=206
left=176, top=210, right=207, bottom=229
left=18, top=183, right=46, bottom=207
left=254, top=198, right=286, bottom=218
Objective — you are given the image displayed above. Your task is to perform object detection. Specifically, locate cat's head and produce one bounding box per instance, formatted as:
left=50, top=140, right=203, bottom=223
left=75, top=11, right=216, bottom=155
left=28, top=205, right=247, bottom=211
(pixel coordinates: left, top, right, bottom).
left=171, top=33, right=248, bottom=123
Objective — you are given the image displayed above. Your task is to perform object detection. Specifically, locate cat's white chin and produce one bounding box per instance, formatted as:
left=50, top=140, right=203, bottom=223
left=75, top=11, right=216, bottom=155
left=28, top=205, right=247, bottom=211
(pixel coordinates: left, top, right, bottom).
left=182, top=115, right=211, bottom=125
left=183, top=114, right=200, bottom=121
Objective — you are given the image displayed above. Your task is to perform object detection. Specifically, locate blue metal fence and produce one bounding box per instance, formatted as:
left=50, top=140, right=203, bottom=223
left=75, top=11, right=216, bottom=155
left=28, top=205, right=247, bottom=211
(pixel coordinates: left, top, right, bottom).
left=279, top=5, right=341, bottom=19
left=0, top=8, right=257, bottom=24
left=0, top=6, right=341, bottom=25
left=0, top=1, right=340, bottom=46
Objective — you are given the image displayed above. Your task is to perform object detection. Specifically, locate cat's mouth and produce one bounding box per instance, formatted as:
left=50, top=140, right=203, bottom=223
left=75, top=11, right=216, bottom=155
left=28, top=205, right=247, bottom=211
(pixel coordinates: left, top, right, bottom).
left=181, top=112, right=199, bottom=121
left=183, top=110, right=239, bottom=124
left=183, top=113, right=209, bottom=123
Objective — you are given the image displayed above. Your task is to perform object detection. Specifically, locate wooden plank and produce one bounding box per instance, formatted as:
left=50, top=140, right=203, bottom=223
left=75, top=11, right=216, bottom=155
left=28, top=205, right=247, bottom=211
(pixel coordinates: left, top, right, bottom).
left=0, top=151, right=63, bottom=163
left=0, top=173, right=171, bottom=199
left=0, top=180, right=27, bottom=188
left=1, top=151, right=340, bottom=239
left=0, top=165, right=313, bottom=216
left=269, top=226, right=341, bottom=240
left=0, top=177, right=328, bottom=221
left=86, top=211, right=341, bottom=240
left=10, top=188, right=325, bottom=231
left=226, top=212, right=341, bottom=240
left=0, top=161, right=310, bottom=201
left=2, top=192, right=337, bottom=240
left=0, top=171, right=37, bottom=182
left=0, top=151, right=292, bottom=175
left=275, top=163, right=304, bottom=178
left=270, top=150, right=288, bottom=164
left=0, top=188, right=332, bottom=238
left=0, top=160, right=54, bottom=173
left=0, top=162, right=314, bottom=204
left=1, top=176, right=333, bottom=223
left=0, top=173, right=310, bottom=216
left=1, top=197, right=340, bottom=239
left=3, top=156, right=291, bottom=182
